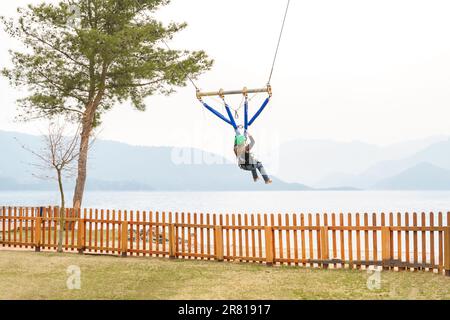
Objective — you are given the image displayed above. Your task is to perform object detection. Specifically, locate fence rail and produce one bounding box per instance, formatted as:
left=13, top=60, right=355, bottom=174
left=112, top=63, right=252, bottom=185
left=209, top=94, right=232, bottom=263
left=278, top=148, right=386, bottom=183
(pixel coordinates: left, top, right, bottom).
left=1, top=207, right=449, bottom=276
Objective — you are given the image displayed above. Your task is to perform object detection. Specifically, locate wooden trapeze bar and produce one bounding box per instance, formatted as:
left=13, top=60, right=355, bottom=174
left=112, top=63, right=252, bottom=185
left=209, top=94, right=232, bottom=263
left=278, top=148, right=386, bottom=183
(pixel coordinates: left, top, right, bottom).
left=196, top=85, right=272, bottom=99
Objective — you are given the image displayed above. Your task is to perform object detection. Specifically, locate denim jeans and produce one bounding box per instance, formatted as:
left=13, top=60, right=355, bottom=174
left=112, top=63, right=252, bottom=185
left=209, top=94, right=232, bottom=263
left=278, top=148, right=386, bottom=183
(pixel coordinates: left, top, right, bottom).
left=239, top=162, right=270, bottom=182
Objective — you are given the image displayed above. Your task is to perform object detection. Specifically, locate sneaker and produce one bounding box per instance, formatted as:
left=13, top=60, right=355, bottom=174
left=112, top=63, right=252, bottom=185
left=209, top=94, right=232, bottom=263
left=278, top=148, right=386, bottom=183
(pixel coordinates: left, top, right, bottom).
left=253, top=177, right=260, bottom=182
left=265, top=179, right=273, bottom=185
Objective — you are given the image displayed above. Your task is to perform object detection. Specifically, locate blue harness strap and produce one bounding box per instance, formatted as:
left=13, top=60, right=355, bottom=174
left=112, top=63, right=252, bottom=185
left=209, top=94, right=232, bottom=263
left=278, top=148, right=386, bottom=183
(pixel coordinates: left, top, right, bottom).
left=248, top=97, right=270, bottom=127
left=202, top=102, right=233, bottom=126
left=202, top=101, right=238, bottom=130
left=224, top=104, right=238, bottom=130
left=244, top=98, right=249, bottom=131
left=201, top=94, right=270, bottom=131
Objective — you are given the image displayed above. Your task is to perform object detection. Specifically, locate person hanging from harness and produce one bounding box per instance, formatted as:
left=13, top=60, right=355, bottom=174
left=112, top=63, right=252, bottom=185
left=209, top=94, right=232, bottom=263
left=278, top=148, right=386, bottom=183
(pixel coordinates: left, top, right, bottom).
left=186, top=0, right=289, bottom=184
left=197, top=85, right=273, bottom=184
left=234, top=131, right=272, bottom=184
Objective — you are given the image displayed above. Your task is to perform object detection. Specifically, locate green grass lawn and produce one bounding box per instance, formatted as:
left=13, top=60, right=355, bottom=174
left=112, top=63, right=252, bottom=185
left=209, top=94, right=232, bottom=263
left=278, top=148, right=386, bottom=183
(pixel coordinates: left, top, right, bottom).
left=0, top=250, right=449, bottom=300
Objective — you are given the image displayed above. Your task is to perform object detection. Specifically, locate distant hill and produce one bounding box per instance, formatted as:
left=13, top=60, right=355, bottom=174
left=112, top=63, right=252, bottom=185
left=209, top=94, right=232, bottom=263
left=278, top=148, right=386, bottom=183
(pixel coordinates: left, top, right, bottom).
left=373, top=162, right=450, bottom=190
left=359, top=138, right=450, bottom=188
left=277, top=136, right=446, bottom=186
left=407, top=139, right=450, bottom=170
left=0, top=130, right=311, bottom=191
left=309, top=138, right=450, bottom=190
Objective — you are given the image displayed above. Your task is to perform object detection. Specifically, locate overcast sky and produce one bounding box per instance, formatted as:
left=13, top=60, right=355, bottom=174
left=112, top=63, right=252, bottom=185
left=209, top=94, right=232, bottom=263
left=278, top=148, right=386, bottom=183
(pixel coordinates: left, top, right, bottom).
left=1, top=0, right=450, bottom=159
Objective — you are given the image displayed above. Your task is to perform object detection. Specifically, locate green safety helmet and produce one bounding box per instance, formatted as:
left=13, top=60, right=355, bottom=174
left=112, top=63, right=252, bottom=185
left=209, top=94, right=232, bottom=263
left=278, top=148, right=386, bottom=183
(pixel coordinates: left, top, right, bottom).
left=235, top=134, right=246, bottom=146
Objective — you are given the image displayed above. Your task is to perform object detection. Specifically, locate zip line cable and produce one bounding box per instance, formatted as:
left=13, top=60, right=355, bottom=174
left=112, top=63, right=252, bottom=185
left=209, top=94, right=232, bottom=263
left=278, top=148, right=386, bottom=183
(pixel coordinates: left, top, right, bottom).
left=133, top=0, right=291, bottom=93
left=267, top=0, right=291, bottom=85
left=160, top=38, right=200, bottom=91
left=132, top=0, right=201, bottom=91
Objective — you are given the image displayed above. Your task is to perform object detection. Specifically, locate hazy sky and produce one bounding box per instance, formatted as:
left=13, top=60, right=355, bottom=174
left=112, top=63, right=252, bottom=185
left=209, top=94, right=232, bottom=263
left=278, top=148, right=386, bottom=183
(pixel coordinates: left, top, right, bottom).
left=1, top=0, right=450, bottom=159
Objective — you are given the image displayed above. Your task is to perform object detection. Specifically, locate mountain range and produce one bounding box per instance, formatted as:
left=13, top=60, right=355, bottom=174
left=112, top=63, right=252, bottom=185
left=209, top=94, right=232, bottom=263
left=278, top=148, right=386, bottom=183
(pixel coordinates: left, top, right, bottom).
left=276, top=136, right=450, bottom=190
left=373, top=162, right=450, bottom=190
left=0, top=130, right=309, bottom=191
left=1, top=129, right=450, bottom=191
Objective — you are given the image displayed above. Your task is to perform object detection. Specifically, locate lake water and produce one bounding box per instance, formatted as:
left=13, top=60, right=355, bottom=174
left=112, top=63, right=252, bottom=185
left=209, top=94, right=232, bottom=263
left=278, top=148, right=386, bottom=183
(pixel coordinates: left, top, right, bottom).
left=0, top=190, right=449, bottom=214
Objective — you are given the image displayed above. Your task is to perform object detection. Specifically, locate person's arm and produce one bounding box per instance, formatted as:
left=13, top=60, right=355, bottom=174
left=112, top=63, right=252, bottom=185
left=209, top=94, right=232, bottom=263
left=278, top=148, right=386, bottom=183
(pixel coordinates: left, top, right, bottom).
left=247, top=133, right=256, bottom=151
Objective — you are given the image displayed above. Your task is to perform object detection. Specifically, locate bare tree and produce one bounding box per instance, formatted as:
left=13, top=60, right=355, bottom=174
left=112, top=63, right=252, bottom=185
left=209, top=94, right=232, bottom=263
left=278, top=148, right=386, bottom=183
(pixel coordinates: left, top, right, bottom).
left=17, top=121, right=81, bottom=253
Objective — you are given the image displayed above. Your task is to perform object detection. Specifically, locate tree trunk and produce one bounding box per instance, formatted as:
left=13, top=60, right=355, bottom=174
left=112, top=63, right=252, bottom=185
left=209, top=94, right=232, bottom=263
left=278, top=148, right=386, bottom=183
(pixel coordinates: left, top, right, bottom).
left=73, top=98, right=100, bottom=210
left=73, top=66, right=107, bottom=210
left=72, top=115, right=93, bottom=210
left=57, top=169, right=65, bottom=253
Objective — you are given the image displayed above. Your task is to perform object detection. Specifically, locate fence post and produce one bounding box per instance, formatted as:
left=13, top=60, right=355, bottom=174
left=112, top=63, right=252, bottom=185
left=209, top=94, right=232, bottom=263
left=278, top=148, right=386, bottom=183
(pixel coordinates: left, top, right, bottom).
left=0, top=206, right=4, bottom=247
left=445, top=227, right=450, bottom=277
left=121, top=221, right=128, bottom=257
left=214, top=226, right=224, bottom=262
left=169, top=224, right=176, bottom=259
left=381, top=227, right=391, bottom=270
left=265, top=226, right=274, bottom=266
left=320, top=227, right=329, bottom=269
left=77, top=219, right=86, bottom=254
left=35, top=217, right=42, bottom=252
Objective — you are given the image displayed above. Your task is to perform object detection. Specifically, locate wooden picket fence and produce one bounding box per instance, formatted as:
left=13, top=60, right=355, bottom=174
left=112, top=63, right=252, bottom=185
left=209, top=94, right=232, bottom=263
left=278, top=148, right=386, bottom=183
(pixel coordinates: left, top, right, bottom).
left=0, top=207, right=449, bottom=276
